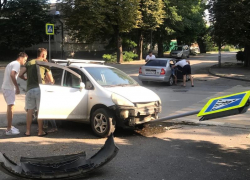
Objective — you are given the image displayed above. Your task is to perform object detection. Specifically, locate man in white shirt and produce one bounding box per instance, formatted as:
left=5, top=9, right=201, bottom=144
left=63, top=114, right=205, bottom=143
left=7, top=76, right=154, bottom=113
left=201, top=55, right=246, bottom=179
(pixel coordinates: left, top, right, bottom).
left=172, top=59, right=194, bottom=87
left=1, top=52, right=28, bottom=135
left=145, top=51, right=156, bottom=62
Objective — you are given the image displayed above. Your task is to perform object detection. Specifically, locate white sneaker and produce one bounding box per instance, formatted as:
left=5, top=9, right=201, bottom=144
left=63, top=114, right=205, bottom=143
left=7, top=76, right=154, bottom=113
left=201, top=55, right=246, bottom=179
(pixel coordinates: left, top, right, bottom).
left=11, top=126, right=20, bottom=132
left=6, top=129, right=20, bottom=135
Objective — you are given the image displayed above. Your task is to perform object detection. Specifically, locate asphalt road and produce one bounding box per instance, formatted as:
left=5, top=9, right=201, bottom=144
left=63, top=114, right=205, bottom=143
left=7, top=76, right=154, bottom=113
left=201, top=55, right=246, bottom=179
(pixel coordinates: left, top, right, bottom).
left=0, top=52, right=250, bottom=180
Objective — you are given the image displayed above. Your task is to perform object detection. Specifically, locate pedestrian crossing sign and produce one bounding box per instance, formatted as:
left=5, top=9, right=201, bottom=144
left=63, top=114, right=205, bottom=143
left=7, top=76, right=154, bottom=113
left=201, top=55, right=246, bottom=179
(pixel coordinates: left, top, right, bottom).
left=198, top=91, right=250, bottom=117
left=46, top=23, right=54, bottom=35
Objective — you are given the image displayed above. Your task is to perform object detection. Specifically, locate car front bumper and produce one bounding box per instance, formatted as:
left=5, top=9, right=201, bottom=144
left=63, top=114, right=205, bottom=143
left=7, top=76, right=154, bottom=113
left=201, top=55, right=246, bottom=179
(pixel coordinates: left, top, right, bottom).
left=110, top=102, right=162, bottom=127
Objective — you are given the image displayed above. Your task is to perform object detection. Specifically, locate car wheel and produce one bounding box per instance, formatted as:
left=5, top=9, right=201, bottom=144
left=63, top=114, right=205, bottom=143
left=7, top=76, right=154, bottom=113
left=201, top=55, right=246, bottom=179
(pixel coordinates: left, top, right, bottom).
left=142, top=81, right=148, bottom=85
left=167, top=76, right=174, bottom=86
left=91, top=108, right=116, bottom=138
left=187, top=54, right=190, bottom=58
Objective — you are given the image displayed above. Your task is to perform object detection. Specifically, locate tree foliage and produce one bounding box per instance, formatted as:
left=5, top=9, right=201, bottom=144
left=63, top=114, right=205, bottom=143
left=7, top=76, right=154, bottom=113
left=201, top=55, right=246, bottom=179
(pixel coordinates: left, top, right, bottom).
left=0, top=0, right=52, bottom=50
left=136, top=0, right=165, bottom=59
left=209, top=0, right=250, bottom=66
left=61, top=0, right=141, bottom=62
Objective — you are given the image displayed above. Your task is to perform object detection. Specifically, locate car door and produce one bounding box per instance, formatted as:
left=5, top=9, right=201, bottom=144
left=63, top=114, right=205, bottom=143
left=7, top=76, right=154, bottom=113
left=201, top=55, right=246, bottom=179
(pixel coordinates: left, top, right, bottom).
left=36, top=61, right=88, bottom=120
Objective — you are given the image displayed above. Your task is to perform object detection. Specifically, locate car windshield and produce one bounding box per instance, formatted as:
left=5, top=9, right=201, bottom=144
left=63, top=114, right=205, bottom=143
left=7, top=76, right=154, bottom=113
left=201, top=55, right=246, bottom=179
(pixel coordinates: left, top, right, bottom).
left=173, top=46, right=183, bottom=51
left=145, top=60, right=168, bottom=67
left=84, top=67, right=139, bottom=87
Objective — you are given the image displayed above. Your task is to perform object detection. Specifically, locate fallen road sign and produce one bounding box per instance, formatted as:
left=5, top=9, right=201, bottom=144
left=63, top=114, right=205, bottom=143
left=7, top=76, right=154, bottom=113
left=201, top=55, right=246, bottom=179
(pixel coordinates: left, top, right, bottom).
left=149, top=91, right=250, bottom=124
left=198, top=91, right=250, bottom=121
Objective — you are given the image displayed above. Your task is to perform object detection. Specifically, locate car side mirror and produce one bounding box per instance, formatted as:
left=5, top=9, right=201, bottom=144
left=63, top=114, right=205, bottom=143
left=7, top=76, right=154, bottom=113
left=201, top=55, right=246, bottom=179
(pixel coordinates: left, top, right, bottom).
left=80, top=82, right=85, bottom=91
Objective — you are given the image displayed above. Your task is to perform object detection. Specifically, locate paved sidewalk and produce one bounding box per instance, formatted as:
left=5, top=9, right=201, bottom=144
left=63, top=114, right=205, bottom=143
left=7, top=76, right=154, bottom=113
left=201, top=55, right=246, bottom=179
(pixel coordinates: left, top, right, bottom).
left=209, top=62, right=250, bottom=82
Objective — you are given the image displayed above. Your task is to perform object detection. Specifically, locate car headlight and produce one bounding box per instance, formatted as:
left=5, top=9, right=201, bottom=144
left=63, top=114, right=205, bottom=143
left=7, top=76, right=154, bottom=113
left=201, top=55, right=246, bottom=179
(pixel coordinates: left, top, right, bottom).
left=158, top=98, right=162, bottom=105
left=177, top=52, right=182, bottom=56
left=112, top=93, right=135, bottom=107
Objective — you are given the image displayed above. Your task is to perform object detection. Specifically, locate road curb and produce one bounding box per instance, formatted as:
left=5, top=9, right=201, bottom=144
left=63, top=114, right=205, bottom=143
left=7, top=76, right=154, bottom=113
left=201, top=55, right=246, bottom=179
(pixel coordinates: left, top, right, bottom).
left=208, top=67, right=250, bottom=82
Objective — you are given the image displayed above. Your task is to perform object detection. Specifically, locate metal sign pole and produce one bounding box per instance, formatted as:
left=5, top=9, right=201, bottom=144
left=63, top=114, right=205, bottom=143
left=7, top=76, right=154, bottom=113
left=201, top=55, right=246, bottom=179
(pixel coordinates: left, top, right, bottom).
left=49, top=35, right=51, bottom=62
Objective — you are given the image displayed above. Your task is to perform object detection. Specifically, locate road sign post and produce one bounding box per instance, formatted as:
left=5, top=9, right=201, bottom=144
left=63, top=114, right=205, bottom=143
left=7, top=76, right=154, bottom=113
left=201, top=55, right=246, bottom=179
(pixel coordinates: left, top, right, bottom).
left=45, top=23, right=54, bottom=62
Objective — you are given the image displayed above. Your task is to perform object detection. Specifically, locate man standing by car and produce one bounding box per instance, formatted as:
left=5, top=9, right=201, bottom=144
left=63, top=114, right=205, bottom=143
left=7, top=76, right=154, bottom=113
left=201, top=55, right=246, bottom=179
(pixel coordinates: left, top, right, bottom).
left=19, top=48, right=54, bottom=136
left=1, top=52, right=28, bottom=135
left=145, top=50, right=156, bottom=62
left=172, top=59, right=194, bottom=87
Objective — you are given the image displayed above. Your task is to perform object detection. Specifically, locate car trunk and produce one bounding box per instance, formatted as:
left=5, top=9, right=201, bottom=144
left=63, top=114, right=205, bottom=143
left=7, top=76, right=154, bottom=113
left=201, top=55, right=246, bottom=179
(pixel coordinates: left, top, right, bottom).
left=141, top=66, right=166, bottom=76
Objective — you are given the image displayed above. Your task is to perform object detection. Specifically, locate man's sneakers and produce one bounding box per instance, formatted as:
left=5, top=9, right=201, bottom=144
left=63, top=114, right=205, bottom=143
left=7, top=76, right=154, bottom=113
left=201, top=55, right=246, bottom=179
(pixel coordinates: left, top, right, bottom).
left=6, top=126, right=20, bottom=135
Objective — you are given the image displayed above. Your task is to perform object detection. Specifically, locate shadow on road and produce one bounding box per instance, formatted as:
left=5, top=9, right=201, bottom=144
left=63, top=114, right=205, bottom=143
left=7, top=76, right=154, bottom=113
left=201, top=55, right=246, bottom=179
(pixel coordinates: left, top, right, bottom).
left=0, top=125, right=250, bottom=180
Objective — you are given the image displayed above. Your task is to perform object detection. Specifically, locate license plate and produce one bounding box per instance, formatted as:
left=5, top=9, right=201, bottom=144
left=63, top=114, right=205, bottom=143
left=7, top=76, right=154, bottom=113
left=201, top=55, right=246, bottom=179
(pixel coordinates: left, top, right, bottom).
left=146, top=70, right=156, bottom=74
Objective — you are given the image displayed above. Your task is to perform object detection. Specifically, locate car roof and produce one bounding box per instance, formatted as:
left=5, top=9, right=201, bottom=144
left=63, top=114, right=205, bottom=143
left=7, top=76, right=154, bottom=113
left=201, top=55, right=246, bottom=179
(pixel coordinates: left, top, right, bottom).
left=150, top=58, right=175, bottom=61
left=69, top=63, right=112, bottom=68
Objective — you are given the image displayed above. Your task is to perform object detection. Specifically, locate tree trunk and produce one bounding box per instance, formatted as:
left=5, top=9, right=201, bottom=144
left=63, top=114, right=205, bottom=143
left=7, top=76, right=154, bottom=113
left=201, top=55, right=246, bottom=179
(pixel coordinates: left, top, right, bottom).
left=218, top=44, right=221, bottom=68
left=157, top=34, right=164, bottom=58
left=244, top=45, right=250, bottom=67
left=197, top=38, right=206, bottom=53
left=137, top=29, right=143, bottom=60
left=115, top=28, right=123, bottom=63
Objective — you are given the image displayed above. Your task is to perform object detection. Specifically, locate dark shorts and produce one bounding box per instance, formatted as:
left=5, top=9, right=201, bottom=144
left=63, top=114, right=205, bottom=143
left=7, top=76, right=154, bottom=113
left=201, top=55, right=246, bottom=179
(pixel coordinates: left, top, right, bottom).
left=182, top=65, right=191, bottom=75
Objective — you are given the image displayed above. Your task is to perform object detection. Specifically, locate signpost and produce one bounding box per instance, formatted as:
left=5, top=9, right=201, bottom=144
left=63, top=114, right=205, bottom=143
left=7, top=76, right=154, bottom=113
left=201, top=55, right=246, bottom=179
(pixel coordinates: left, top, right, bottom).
left=45, top=23, right=54, bottom=62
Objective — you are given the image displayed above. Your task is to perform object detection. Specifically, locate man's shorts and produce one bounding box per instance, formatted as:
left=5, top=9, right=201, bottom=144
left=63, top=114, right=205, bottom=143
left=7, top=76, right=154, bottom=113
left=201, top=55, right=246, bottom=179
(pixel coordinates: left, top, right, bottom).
left=182, top=65, right=191, bottom=75
left=2, top=89, right=15, bottom=105
left=25, top=88, right=40, bottom=110
left=171, top=68, right=176, bottom=76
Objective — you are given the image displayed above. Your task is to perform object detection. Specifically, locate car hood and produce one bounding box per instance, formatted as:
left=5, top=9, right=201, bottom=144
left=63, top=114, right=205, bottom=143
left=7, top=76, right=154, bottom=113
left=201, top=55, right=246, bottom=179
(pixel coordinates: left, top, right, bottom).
left=104, top=86, right=160, bottom=103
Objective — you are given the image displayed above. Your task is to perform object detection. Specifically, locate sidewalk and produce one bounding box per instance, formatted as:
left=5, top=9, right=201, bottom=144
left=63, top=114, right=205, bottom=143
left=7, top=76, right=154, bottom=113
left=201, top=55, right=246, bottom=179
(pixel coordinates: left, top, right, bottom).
left=209, top=62, right=250, bottom=82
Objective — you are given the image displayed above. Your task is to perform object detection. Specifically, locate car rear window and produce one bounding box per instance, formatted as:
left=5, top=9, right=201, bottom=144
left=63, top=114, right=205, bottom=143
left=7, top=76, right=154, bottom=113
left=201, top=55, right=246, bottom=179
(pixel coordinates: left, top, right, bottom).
left=145, top=60, right=168, bottom=67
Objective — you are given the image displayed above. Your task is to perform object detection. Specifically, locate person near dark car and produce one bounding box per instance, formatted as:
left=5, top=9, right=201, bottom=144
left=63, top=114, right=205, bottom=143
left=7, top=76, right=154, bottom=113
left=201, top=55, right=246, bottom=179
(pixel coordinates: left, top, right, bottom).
left=171, top=65, right=177, bottom=85
left=172, top=59, right=194, bottom=87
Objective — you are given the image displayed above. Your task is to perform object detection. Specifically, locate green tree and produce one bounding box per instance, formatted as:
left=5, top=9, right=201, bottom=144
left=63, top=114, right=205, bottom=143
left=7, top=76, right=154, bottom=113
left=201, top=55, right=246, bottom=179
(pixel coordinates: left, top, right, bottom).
left=155, top=0, right=207, bottom=57
left=173, top=0, right=207, bottom=46
left=0, top=0, right=52, bottom=50
left=61, top=0, right=141, bottom=63
left=136, top=0, right=165, bottom=59
left=155, top=0, right=181, bottom=57
left=209, top=0, right=250, bottom=67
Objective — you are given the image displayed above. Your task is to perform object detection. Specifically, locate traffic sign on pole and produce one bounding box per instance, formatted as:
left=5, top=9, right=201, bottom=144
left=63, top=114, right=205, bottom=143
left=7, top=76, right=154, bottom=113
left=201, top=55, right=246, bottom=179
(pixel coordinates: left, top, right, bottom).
left=46, top=23, right=54, bottom=35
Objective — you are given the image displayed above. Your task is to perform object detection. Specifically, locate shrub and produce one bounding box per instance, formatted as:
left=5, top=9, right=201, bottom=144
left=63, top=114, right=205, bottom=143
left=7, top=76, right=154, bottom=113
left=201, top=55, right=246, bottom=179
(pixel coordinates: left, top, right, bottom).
left=103, top=51, right=138, bottom=62
left=123, top=51, right=138, bottom=62
left=102, top=53, right=116, bottom=62
left=236, top=51, right=244, bottom=62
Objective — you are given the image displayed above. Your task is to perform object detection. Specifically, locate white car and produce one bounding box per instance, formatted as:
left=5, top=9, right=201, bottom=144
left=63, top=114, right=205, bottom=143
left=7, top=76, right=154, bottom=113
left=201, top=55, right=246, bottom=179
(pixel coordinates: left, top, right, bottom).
left=36, top=59, right=162, bottom=137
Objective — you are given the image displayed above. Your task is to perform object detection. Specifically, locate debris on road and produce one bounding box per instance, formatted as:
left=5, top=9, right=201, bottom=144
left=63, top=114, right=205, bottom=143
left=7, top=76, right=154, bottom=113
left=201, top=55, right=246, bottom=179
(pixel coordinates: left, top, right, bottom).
left=0, top=134, right=119, bottom=179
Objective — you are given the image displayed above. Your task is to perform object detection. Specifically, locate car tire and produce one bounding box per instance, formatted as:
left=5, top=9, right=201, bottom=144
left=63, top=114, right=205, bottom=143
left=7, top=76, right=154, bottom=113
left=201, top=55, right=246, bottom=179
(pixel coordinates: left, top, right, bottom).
left=142, top=81, right=148, bottom=85
left=91, top=108, right=116, bottom=138
left=167, top=76, right=174, bottom=86
left=187, top=54, right=190, bottom=58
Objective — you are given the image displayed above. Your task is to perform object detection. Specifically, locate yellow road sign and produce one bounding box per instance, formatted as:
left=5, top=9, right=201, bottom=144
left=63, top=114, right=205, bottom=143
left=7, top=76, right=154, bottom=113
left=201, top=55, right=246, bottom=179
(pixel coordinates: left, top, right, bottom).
left=198, top=91, right=250, bottom=117
left=46, top=23, right=54, bottom=35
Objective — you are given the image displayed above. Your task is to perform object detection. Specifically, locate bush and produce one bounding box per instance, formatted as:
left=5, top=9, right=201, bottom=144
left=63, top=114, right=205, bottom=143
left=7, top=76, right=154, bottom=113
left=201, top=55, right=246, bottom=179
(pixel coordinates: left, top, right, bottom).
left=102, top=53, right=116, bottom=62
left=123, top=51, right=138, bottom=62
left=236, top=51, right=244, bottom=62
left=103, top=51, right=138, bottom=62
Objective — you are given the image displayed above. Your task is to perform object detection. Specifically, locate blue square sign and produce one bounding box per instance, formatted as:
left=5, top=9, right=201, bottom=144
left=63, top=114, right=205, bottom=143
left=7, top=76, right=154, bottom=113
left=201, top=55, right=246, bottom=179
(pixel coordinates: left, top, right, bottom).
left=46, top=23, right=54, bottom=35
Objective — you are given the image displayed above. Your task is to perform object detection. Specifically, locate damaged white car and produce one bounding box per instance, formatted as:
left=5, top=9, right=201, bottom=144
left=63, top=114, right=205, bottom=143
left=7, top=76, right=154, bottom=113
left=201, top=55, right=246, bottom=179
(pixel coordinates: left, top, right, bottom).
left=36, top=59, right=162, bottom=137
